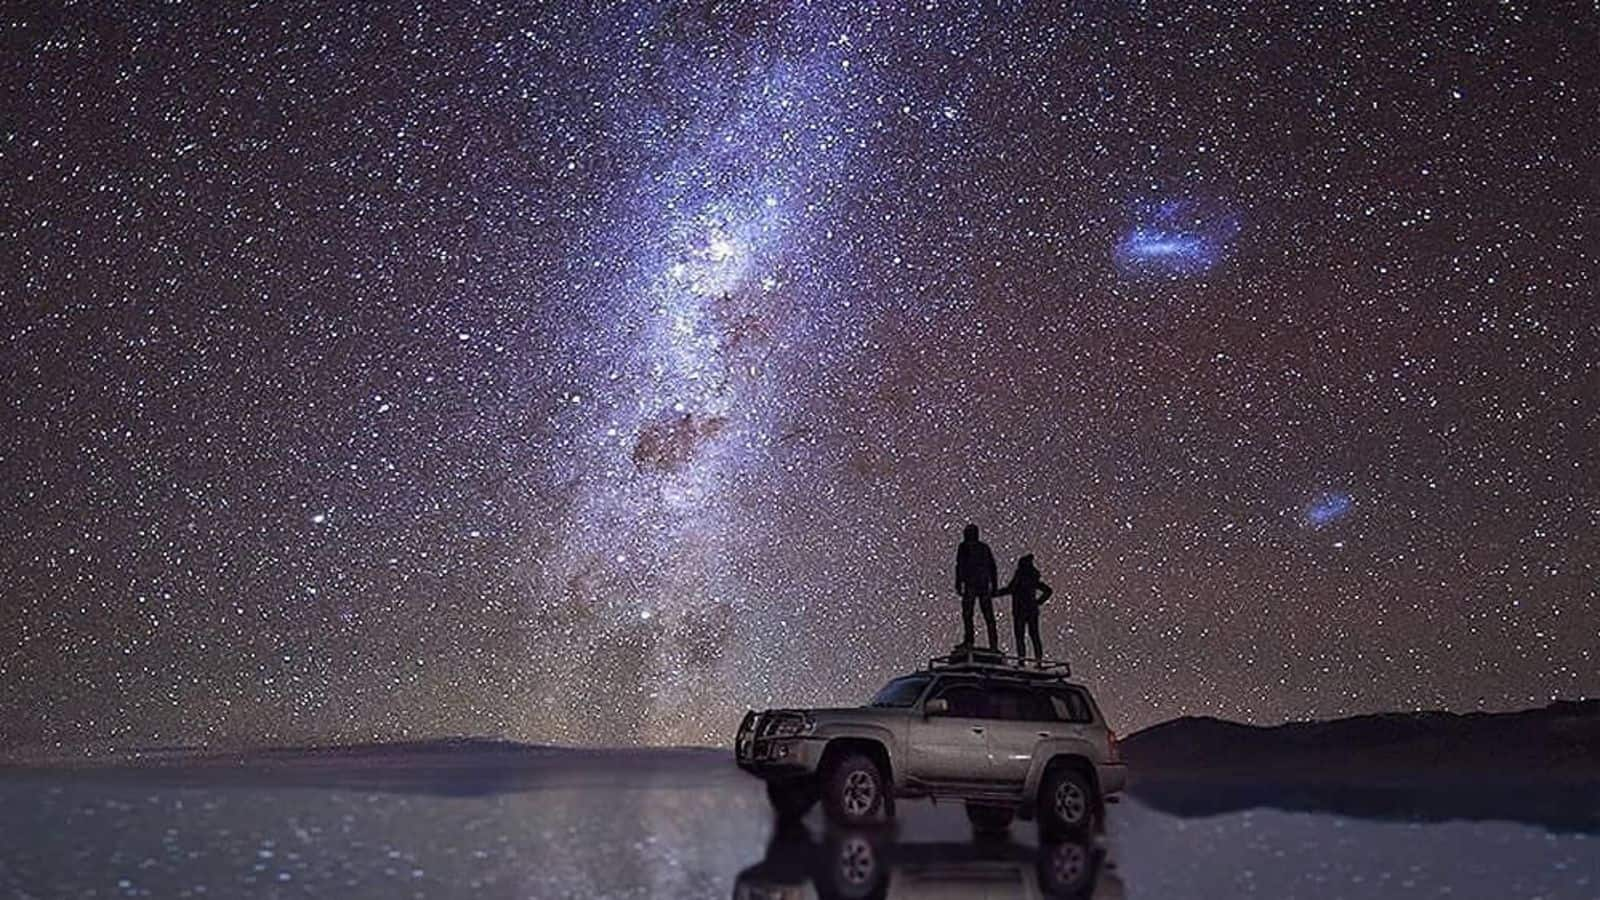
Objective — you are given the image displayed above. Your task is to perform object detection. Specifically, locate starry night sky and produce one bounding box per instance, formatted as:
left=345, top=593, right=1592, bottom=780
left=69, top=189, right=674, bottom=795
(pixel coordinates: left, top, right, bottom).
left=3, top=1, right=1597, bottom=752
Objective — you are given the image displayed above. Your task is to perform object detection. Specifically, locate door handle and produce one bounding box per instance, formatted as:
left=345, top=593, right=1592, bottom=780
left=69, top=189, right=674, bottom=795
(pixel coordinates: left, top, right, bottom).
left=971, top=727, right=985, bottom=734
left=1037, top=731, right=1052, bottom=738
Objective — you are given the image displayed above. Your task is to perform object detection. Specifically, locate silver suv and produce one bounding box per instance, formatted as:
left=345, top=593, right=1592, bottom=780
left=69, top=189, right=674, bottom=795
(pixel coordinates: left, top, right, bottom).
left=735, top=652, right=1126, bottom=835
left=734, top=826, right=1123, bottom=900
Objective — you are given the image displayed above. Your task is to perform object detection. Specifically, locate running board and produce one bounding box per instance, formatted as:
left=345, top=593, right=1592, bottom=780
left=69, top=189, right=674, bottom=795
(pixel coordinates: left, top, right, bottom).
left=905, top=779, right=1026, bottom=804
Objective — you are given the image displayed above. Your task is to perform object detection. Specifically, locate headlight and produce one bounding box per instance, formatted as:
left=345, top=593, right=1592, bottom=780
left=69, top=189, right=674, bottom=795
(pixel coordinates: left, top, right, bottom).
left=768, top=714, right=815, bottom=737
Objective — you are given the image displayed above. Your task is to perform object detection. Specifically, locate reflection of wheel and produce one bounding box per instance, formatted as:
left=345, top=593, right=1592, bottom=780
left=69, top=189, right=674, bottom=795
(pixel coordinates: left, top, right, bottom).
left=819, top=831, right=887, bottom=900
left=822, top=753, right=886, bottom=825
left=766, top=778, right=818, bottom=820
left=1038, top=840, right=1097, bottom=897
left=964, top=802, right=1015, bottom=835
left=1038, top=766, right=1097, bottom=837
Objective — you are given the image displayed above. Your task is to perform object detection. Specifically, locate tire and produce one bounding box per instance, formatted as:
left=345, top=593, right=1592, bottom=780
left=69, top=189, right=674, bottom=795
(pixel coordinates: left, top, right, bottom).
left=766, top=778, right=819, bottom=821
left=821, top=752, right=887, bottom=825
left=1037, top=838, right=1097, bottom=897
left=818, top=830, right=888, bottom=900
left=964, top=802, right=1015, bottom=835
left=1037, top=765, right=1097, bottom=837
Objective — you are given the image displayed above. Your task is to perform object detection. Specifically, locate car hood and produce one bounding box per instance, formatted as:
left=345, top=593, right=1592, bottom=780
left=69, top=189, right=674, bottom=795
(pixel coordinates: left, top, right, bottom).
left=767, top=706, right=908, bottom=723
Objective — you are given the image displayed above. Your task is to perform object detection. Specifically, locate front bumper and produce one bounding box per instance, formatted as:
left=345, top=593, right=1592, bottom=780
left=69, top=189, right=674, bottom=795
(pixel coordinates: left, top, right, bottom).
left=737, top=737, right=826, bottom=775
left=735, top=710, right=826, bottom=776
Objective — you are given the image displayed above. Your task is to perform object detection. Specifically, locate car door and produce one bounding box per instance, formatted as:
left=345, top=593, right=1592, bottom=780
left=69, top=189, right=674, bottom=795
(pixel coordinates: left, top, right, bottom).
left=907, top=679, right=995, bottom=782
left=982, top=686, right=1059, bottom=784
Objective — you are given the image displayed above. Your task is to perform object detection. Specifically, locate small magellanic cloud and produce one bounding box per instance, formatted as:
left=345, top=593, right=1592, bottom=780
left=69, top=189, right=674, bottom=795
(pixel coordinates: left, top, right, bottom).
left=1304, top=492, right=1354, bottom=528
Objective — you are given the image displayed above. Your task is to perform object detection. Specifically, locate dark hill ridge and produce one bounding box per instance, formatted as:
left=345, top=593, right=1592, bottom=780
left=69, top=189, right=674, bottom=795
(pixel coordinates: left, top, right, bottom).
left=3, top=736, right=720, bottom=767
left=1121, top=700, right=1600, bottom=832
left=1122, top=699, right=1600, bottom=779
left=0, top=738, right=731, bottom=797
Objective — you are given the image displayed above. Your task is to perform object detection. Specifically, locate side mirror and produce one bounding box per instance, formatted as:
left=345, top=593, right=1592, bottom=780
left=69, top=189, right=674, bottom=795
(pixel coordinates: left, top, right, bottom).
left=924, top=698, right=950, bottom=717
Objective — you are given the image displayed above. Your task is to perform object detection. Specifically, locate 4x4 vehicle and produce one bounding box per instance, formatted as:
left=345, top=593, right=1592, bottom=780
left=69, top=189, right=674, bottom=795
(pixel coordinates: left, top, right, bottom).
left=735, top=651, right=1126, bottom=835
left=734, top=825, right=1122, bottom=900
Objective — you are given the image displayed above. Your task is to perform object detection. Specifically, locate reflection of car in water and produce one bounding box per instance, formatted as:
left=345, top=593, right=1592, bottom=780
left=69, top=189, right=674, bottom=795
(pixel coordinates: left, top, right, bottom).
left=736, top=650, right=1126, bottom=836
left=733, top=824, right=1123, bottom=900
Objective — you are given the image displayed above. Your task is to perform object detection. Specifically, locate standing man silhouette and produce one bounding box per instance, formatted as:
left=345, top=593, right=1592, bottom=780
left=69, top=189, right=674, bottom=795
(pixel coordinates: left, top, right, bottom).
left=954, top=523, right=999, bottom=649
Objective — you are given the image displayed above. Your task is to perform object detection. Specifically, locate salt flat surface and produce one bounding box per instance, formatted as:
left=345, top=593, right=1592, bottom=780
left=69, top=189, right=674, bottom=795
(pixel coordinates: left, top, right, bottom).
left=2, top=752, right=1595, bottom=898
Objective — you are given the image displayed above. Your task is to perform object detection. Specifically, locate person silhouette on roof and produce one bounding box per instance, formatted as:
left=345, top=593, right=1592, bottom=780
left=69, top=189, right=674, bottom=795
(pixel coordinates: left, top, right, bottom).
left=994, top=554, right=1053, bottom=664
left=954, top=523, right=999, bottom=650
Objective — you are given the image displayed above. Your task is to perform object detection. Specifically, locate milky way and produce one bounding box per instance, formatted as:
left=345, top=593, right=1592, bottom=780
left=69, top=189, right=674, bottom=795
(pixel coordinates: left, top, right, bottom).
left=2, top=1, right=1597, bottom=751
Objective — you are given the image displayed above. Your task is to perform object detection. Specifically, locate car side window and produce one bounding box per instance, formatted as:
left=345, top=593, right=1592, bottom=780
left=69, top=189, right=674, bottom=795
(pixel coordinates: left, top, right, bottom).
left=935, top=683, right=986, bottom=718
left=1048, top=688, right=1093, bottom=723
left=984, top=687, right=1057, bottom=722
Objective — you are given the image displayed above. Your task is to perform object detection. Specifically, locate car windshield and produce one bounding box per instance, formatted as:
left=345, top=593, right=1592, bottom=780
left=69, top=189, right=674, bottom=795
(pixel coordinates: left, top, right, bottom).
left=869, top=675, right=931, bottom=708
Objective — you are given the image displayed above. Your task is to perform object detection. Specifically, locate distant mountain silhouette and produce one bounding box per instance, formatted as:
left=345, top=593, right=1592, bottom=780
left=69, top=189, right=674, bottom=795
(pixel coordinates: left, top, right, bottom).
left=1121, top=700, right=1600, bottom=832
left=1121, top=699, right=1600, bottom=778
left=1, top=737, right=728, bottom=797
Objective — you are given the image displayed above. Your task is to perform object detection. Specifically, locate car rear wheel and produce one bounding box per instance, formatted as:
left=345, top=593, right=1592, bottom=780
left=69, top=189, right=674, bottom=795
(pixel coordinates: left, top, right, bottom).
left=821, top=752, right=887, bottom=825
left=1038, top=765, right=1097, bottom=837
left=964, top=802, right=1015, bottom=835
left=766, top=778, right=819, bottom=820
left=1037, top=838, right=1097, bottom=895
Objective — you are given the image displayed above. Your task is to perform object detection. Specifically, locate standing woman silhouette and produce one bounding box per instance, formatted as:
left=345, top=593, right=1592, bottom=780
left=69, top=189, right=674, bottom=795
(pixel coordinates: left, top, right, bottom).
left=994, top=554, right=1053, bottom=664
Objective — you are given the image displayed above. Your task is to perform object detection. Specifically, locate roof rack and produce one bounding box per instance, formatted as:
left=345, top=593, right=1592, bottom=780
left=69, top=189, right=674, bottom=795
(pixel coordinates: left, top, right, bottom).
left=927, top=646, right=1072, bottom=680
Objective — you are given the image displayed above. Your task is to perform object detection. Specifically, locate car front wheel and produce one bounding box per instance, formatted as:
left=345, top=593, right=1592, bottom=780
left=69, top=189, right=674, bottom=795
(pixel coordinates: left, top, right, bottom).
left=1038, top=765, right=1097, bottom=836
left=821, top=752, right=887, bottom=825
left=820, top=830, right=888, bottom=900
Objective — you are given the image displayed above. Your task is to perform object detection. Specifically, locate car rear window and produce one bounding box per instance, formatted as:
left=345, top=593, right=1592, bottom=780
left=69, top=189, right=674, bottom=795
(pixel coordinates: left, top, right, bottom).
left=1048, top=688, right=1093, bottom=723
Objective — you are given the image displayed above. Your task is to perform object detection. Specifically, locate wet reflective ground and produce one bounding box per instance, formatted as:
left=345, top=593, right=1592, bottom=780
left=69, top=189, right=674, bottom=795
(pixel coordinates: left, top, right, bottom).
left=2, top=754, right=1596, bottom=898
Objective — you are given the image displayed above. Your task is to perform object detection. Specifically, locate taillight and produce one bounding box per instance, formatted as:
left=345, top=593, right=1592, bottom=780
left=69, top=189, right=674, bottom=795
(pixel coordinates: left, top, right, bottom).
left=1107, top=729, right=1121, bottom=763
